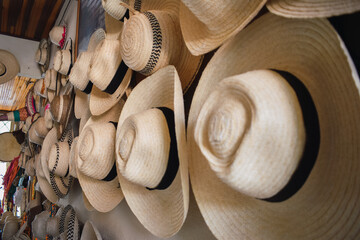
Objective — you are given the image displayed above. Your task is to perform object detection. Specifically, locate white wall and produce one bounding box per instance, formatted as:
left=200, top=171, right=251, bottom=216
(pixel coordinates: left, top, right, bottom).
left=0, top=35, right=42, bottom=79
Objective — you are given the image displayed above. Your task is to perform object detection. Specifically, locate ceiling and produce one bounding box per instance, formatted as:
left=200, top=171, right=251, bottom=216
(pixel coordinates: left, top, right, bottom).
left=0, top=0, right=65, bottom=41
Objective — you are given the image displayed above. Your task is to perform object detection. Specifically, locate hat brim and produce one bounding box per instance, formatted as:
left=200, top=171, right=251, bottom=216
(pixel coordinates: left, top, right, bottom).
left=41, top=128, right=58, bottom=183
left=76, top=102, right=125, bottom=212
left=116, top=65, right=189, bottom=238
left=35, top=155, right=58, bottom=203
left=0, top=50, right=20, bottom=84
left=187, top=13, right=360, bottom=239
left=74, top=88, right=89, bottom=119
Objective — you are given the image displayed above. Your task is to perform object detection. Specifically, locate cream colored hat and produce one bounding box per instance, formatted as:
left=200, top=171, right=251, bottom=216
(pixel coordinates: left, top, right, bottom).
left=115, top=66, right=188, bottom=238
left=31, top=211, right=49, bottom=240
left=120, top=0, right=203, bottom=92
left=187, top=13, right=360, bottom=239
left=35, top=153, right=58, bottom=203
left=45, top=69, right=60, bottom=91
left=49, top=25, right=67, bottom=48
left=28, top=119, right=44, bottom=145
left=32, top=117, right=50, bottom=138
left=102, top=0, right=129, bottom=21
left=0, top=50, right=20, bottom=84
left=33, top=79, right=47, bottom=98
left=267, top=0, right=360, bottom=18
left=50, top=95, right=74, bottom=133
left=89, top=17, right=132, bottom=116
left=44, top=104, right=53, bottom=130
left=36, top=39, right=50, bottom=74
left=46, top=206, right=79, bottom=239
left=80, top=221, right=102, bottom=240
left=53, top=41, right=73, bottom=76
left=69, top=137, right=78, bottom=178
left=76, top=102, right=124, bottom=212
left=25, top=157, right=35, bottom=176
left=2, top=216, right=19, bottom=240
left=0, top=132, right=21, bottom=162
left=179, top=0, right=266, bottom=56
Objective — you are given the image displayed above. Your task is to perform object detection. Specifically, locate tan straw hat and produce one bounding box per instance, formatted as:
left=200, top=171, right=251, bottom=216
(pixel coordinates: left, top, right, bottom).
left=46, top=206, right=79, bottom=239
left=69, top=137, right=78, bottom=178
left=187, top=13, right=360, bottom=239
left=115, top=65, right=189, bottom=238
left=89, top=18, right=132, bottom=116
left=102, top=0, right=129, bottom=21
left=0, top=50, right=20, bottom=84
left=74, top=89, right=89, bottom=119
left=33, top=117, right=50, bottom=138
left=267, top=0, right=360, bottom=18
left=28, top=119, right=44, bottom=145
left=25, top=157, right=35, bottom=176
left=33, top=79, right=48, bottom=98
left=35, top=154, right=58, bottom=203
left=53, top=41, right=73, bottom=76
left=44, top=105, right=53, bottom=130
left=45, top=69, right=60, bottom=91
left=80, top=221, right=102, bottom=240
left=0, top=132, right=21, bottom=162
left=120, top=0, right=203, bottom=92
left=76, top=102, right=124, bottom=212
left=50, top=94, right=74, bottom=134
left=49, top=25, right=67, bottom=48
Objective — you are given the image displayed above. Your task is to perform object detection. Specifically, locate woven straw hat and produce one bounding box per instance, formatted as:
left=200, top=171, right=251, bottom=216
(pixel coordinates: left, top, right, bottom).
left=33, top=117, right=50, bottom=138
left=33, top=79, right=48, bottom=98
left=80, top=221, right=102, bottom=240
left=115, top=66, right=188, bottom=238
left=28, top=119, right=44, bottom=145
left=0, top=50, right=20, bottom=84
left=45, top=69, right=60, bottom=91
left=88, top=18, right=132, bottom=116
left=50, top=94, right=73, bottom=133
left=179, top=0, right=266, bottom=56
left=187, top=13, right=360, bottom=239
left=120, top=0, right=203, bottom=92
left=36, top=39, right=50, bottom=74
left=25, top=157, right=35, bottom=176
left=49, top=26, right=67, bottom=48
left=53, top=41, right=73, bottom=76
left=25, top=91, right=37, bottom=116
left=69, top=137, right=78, bottom=178
left=267, top=0, right=360, bottom=18
left=76, top=101, right=124, bottom=212
left=74, top=89, right=89, bottom=119
left=35, top=153, right=58, bottom=203
left=44, top=105, right=53, bottom=130
left=0, top=132, right=21, bottom=161
left=102, top=0, right=129, bottom=21
left=31, top=211, right=49, bottom=240
left=2, top=216, right=19, bottom=240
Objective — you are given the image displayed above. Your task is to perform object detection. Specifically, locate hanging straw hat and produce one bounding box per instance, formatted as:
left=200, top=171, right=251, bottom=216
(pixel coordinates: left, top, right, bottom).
left=75, top=101, right=124, bottom=212
left=80, top=221, right=102, bottom=240
left=69, top=137, right=78, bottom=178
left=267, top=0, right=360, bottom=18
left=32, top=117, right=50, bottom=138
left=31, top=211, right=50, bottom=240
left=49, top=25, right=67, bottom=48
left=25, top=91, right=37, bottom=116
left=115, top=66, right=188, bottom=238
left=35, top=153, right=58, bottom=203
left=45, top=69, right=60, bottom=91
left=53, top=40, right=73, bottom=76
left=88, top=16, right=132, bottom=116
left=2, top=215, right=19, bottom=240
left=0, top=50, right=20, bottom=84
left=33, top=79, right=48, bottom=98
left=50, top=94, right=74, bottom=136
left=28, top=119, right=44, bottom=145
left=120, top=0, right=203, bottom=93
left=25, top=157, right=35, bottom=176
left=102, top=0, right=129, bottom=21
left=44, top=104, right=53, bottom=130
left=187, top=13, right=360, bottom=239
left=46, top=205, right=79, bottom=240
left=179, top=0, right=266, bottom=56
left=36, top=39, right=51, bottom=74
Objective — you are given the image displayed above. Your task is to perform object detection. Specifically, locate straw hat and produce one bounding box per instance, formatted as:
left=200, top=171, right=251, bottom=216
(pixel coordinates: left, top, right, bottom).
left=36, top=39, right=50, bottom=74
left=25, top=157, right=35, bottom=176
left=28, top=120, right=44, bottom=145
left=120, top=0, right=203, bottom=92
left=35, top=153, right=58, bottom=203
left=33, top=79, right=48, bottom=98
left=187, top=13, right=360, bottom=239
left=179, top=0, right=266, bottom=56
left=115, top=66, right=188, bottom=238
left=88, top=18, right=132, bottom=116
left=44, top=104, right=53, bottom=130
left=45, top=205, right=79, bottom=240
left=48, top=141, right=70, bottom=178
left=2, top=215, right=19, bottom=240
left=69, top=137, right=78, bottom=178
left=74, top=89, right=89, bottom=119
left=102, top=0, right=129, bottom=21
left=0, top=50, right=20, bottom=84
left=50, top=94, right=74, bottom=133
left=49, top=25, right=67, bottom=48
left=76, top=101, right=124, bottom=212
left=32, top=211, right=49, bottom=240
left=80, top=221, right=102, bottom=240
left=0, top=132, right=21, bottom=162
left=25, top=91, right=37, bottom=116
left=53, top=41, right=73, bottom=76
left=45, top=69, right=60, bottom=91
left=267, top=0, right=360, bottom=18
left=33, top=117, right=50, bottom=138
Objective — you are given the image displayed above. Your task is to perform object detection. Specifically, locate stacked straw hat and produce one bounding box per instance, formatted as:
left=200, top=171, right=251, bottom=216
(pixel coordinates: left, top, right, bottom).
left=80, top=221, right=102, bottom=240
left=53, top=40, right=73, bottom=76
left=25, top=91, right=37, bottom=116
left=50, top=94, right=74, bottom=137
left=49, top=25, right=67, bottom=48
left=33, top=79, right=48, bottom=98
left=187, top=13, right=360, bottom=239
left=267, top=0, right=360, bottom=18
left=46, top=205, right=79, bottom=240
left=179, top=0, right=266, bottom=56
left=102, top=0, right=129, bottom=21
left=75, top=101, right=124, bottom=212
left=28, top=118, right=44, bottom=145
left=35, top=153, right=58, bottom=203
left=120, top=0, right=203, bottom=92
left=44, top=104, right=53, bottom=130
left=0, top=50, right=20, bottom=84
left=25, top=157, right=35, bottom=176
left=35, top=39, right=50, bottom=74
left=88, top=14, right=132, bottom=116
left=2, top=213, right=19, bottom=240
left=32, top=117, right=51, bottom=138
left=115, top=66, right=189, bottom=238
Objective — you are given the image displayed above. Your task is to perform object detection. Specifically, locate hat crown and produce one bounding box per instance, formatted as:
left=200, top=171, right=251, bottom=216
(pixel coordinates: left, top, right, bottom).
left=46, top=217, right=59, bottom=237
left=117, top=108, right=171, bottom=188
left=194, top=70, right=305, bottom=199
left=120, top=10, right=182, bottom=76
left=78, top=122, right=117, bottom=180
left=48, top=142, right=70, bottom=177
left=69, top=51, right=92, bottom=90
left=50, top=95, right=71, bottom=124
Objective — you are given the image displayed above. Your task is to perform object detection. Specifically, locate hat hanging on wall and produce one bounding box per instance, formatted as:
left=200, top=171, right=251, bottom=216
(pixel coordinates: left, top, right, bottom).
left=31, top=210, right=50, bottom=240
left=35, top=39, right=51, bottom=74
left=120, top=0, right=203, bottom=93
left=49, top=25, right=67, bottom=48
left=267, top=0, right=360, bottom=18
left=0, top=132, right=22, bottom=161
left=102, top=0, right=129, bottom=21
left=76, top=101, right=124, bottom=212
left=33, top=79, right=48, bottom=98
left=50, top=94, right=74, bottom=138
left=0, top=50, right=20, bottom=84
left=115, top=66, right=189, bottom=238
left=80, top=221, right=102, bottom=240
left=187, top=13, right=360, bottom=239
left=179, top=0, right=266, bottom=56
left=53, top=39, right=73, bottom=76
left=25, top=91, right=37, bottom=116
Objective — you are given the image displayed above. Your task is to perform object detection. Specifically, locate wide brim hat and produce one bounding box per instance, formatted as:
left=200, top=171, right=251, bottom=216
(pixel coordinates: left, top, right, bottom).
left=187, top=13, right=360, bottom=239
left=74, top=89, right=89, bottom=119
left=35, top=39, right=50, bottom=72
left=35, top=153, right=58, bottom=203
left=31, top=211, right=50, bottom=239
left=115, top=65, right=189, bottom=238
left=28, top=119, right=44, bottom=146
left=33, top=117, right=50, bottom=138
left=49, top=25, right=67, bottom=48
left=33, top=79, right=48, bottom=98
left=50, top=94, right=74, bottom=136
left=179, top=0, right=266, bottom=56
left=75, top=101, right=124, bottom=212
left=45, top=69, right=61, bottom=92
left=120, top=0, right=203, bottom=93
left=25, top=91, right=37, bottom=116
left=266, top=0, right=360, bottom=18
left=80, top=221, right=102, bottom=240
left=53, top=40, right=73, bottom=76
left=0, top=132, right=21, bottom=162
left=0, top=50, right=20, bottom=84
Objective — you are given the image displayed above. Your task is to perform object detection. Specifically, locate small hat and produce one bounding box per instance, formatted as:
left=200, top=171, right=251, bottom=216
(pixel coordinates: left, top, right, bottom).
left=50, top=94, right=74, bottom=134
left=33, top=79, right=48, bottom=98
left=35, top=39, right=50, bottom=72
left=88, top=17, right=132, bottom=116
left=115, top=66, right=189, bottom=238
left=69, top=137, right=78, bottom=178
left=267, top=0, right=360, bottom=18
left=120, top=0, right=203, bottom=92
left=80, top=221, right=102, bottom=240
left=25, top=157, right=35, bottom=176
left=102, top=0, right=129, bottom=21
left=28, top=119, right=44, bottom=146
left=32, top=117, right=50, bottom=138
left=187, top=13, right=360, bottom=239
left=179, top=0, right=266, bottom=56
left=76, top=101, right=124, bottom=212
left=45, top=69, right=60, bottom=91
left=44, top=104, right=53, bottom=130
left=0, top=50, right=20, bottom=84
left=49, top=25, right=67, bottom=48
left=2, top=215, right=19, bottom=240
left=31, top=211, right=49, bottom=240
left=25, top=91, right=37, bottom=116
left=35, top=153, right=58, bottom=203
left=53, top=40, right=73, bottom=76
